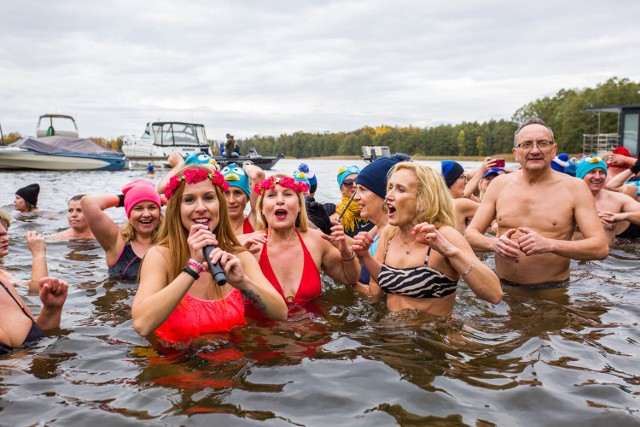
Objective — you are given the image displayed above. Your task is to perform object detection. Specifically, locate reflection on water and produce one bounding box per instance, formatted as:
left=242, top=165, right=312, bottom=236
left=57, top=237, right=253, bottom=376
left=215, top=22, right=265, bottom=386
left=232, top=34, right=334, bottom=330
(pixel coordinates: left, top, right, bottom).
left=1, top=163, right=639, bottom=425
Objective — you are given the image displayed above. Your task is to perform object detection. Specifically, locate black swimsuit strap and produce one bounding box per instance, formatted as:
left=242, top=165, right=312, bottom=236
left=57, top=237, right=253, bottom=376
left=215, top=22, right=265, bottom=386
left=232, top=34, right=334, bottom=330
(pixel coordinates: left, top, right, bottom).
left=0, top=280, right=32, bottom=319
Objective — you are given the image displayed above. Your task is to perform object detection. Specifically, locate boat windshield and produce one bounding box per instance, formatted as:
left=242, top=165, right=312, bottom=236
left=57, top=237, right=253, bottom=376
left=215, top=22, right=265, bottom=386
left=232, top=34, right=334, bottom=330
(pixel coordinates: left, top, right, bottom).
left=151, top=123, right=208, bottom=147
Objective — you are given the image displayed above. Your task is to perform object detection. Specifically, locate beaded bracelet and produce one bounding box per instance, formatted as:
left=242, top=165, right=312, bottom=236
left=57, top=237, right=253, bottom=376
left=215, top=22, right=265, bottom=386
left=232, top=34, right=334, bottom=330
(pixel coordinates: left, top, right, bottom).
left=182, top=265, right=200, bottom=280
left=187, top=258, right=206, bottom=273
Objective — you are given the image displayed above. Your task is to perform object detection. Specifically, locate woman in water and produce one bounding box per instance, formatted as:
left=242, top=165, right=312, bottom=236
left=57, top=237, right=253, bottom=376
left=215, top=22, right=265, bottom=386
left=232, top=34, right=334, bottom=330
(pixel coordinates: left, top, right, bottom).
left=81, top=180, right=163, bottom=281
left=247, top=174, right=359, bottom=317
left=221, top=162, right=265, bottom=235
left=352, top=154, right=410, bottom=294
left=0, top=210, right=68, bottom=356
left=326, top=165, right=373, bottom=237
left=353, top=162, right=502, bottom=316
left=131, top=166, right=287, bottom=345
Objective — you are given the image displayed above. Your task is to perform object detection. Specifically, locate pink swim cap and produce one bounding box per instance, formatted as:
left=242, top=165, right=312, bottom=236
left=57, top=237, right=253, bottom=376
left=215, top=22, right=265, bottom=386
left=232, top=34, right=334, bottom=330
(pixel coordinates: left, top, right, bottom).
left=122, top=180, right=161, bottom=218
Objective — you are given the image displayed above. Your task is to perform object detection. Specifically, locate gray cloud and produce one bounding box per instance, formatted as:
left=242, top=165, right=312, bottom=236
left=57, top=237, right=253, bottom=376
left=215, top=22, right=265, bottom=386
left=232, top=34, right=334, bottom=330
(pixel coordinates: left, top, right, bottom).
left=1, top=0, right=639, bottom=142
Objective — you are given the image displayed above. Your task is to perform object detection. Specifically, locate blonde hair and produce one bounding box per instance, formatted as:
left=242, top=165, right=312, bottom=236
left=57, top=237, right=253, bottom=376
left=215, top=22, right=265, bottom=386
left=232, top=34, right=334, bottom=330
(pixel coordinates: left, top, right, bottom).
left=386, top=162, right=455, bottom=239
left=0, top=209, right=11, bottom=229
left=154, top=165, right=244, bottom=294
left=255, top=173, right=309, bottom=232
left=121, top=213, right=164, bottom=243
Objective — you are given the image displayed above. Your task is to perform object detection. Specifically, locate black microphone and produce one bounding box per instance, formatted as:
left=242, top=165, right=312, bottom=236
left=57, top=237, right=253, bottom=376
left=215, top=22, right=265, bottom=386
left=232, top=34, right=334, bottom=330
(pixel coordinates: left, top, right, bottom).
left=203, top=246, right=227, bottom=286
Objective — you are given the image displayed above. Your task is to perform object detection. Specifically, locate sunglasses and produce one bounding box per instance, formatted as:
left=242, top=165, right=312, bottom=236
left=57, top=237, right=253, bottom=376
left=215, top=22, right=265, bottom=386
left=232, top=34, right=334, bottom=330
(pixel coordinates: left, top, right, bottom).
left=342, top=178, right=355, bottom=187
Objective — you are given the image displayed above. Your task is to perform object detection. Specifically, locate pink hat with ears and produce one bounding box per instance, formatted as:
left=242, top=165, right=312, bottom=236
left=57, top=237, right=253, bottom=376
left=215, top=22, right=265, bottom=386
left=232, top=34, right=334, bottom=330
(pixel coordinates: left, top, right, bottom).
left=122, top=179, right=161, bottom=218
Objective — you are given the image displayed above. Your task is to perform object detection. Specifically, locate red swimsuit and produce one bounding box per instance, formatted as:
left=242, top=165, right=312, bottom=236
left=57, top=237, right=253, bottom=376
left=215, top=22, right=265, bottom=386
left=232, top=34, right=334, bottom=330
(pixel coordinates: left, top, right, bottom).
left=246, top=231, right=322, bottom=318
left=155, top=288, right=246, bottom=344
left=242, top=216, right=254, bottom=234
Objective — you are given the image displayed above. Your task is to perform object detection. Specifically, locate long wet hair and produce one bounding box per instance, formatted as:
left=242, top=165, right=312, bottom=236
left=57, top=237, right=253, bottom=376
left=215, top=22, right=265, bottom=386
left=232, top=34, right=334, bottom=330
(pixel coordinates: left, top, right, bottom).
left=156, top=165, right=244, bottom=281
left=386, top=162, right=455, bottom=240
left=255, top=173, right=309, bottom=232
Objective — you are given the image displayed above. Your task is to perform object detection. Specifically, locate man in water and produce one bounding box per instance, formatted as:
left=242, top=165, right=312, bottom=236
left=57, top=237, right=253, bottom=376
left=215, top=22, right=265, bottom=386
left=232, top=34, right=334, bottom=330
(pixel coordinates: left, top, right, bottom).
left=49, top=195, right=95, bottom=240
left=465, top=119, right=608, bottom=286
left=573, top=157, right=640, bottom=243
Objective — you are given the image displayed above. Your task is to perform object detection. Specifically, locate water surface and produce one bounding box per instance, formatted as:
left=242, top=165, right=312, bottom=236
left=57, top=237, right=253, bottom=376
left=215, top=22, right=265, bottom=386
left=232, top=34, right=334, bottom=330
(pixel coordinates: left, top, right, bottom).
left=0, top=160, right=638, bottom=426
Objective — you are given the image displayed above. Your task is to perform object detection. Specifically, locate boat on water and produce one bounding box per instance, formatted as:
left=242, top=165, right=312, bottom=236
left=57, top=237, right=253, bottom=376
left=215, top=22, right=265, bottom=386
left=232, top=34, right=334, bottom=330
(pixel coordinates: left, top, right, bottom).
left=0, top=114, right=126, bottom=171
left=122, top=121, right=282, bottom=170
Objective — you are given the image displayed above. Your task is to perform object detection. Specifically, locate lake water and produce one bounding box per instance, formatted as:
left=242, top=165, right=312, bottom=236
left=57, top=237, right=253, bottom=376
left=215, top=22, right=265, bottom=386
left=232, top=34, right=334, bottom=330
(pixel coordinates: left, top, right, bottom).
left=1, top=159, right=639, bottom=426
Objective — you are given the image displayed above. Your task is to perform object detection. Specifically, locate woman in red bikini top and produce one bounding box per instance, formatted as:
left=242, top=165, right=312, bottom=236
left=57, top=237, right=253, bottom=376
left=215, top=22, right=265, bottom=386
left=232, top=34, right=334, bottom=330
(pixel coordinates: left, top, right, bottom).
left=244, top=174, right=361, bottom=318
left=131, top=165, right=287, bottom=346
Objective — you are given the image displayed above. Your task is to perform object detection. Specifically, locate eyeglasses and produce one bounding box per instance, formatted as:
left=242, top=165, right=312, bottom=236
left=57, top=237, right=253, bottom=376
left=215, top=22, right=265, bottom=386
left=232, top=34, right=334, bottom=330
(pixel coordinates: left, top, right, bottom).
left=515, top=140, right=554, bottom=150
left=342, top=178, right=355, bottom=187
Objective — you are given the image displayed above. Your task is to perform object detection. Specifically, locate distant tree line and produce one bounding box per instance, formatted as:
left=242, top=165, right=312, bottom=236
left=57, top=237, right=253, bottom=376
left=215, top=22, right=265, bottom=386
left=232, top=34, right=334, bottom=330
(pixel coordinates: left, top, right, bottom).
left=237, top=77, right=640, bottom=157
left=3, top=77, right=639, bottom=156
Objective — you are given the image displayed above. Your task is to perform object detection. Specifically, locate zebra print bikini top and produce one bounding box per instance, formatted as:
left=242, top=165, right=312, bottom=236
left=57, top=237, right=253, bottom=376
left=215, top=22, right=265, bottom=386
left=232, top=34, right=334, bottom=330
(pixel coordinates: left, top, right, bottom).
left=377, top=237, right=458, bottom=299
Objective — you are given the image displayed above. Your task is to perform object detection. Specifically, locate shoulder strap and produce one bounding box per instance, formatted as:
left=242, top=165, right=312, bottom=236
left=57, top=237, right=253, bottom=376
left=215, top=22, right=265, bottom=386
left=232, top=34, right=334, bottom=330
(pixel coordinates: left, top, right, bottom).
left=0, top=280, right=32, bottom=319
left=424, top=246, right=432, bottom=265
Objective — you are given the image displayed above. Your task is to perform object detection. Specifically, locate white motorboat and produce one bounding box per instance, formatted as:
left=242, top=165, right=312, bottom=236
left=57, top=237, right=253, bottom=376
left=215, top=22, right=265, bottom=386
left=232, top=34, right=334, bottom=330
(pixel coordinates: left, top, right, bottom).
left=122, top=121, right=211, bottom=167
left=0, top=114, right=126, bottom=171
left=122, top=121, right=282, bottom=170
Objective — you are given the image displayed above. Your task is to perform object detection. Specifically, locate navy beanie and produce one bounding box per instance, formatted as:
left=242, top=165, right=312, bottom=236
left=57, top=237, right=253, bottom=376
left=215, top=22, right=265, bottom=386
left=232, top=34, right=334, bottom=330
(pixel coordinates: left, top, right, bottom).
left=16, top=183, right=40, bottom=206
left=356, top=154, right=411, bottom=199
left=441, top=161, right=464, bottom=188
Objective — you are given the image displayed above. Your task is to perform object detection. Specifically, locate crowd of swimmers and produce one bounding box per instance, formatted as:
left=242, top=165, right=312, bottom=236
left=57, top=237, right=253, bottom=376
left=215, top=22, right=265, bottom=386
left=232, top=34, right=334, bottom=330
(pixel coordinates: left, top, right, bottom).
left=2, top=118, right=640, bottom=355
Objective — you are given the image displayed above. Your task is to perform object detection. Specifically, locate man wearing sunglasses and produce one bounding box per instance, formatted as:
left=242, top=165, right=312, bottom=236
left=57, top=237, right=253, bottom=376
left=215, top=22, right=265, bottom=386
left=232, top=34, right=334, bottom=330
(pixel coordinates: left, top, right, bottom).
left=465, top=118, right=608, bottom=287
left=574, top=157, right=640, bottom=243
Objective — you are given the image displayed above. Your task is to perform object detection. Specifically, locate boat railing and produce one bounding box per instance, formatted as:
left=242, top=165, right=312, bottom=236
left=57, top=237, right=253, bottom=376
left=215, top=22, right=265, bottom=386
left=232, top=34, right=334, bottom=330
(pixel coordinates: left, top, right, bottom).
left=583, top=133, right=619, bottom=154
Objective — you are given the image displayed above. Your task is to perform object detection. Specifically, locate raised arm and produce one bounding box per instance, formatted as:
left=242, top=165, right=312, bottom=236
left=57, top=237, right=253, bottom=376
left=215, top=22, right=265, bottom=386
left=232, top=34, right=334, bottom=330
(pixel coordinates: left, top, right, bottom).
left=156, top=152, right=185, bottom=194
left=36, top=277, right=68, bottom=331
left=80, top=194, right=124, bottom=262
left=464, top=157, right=495, bottom=199
left=606, top=157, right=640, bottom=190
left=244, top=162, right=265, bottom=224
left=26, top=231, right=48, bottom=291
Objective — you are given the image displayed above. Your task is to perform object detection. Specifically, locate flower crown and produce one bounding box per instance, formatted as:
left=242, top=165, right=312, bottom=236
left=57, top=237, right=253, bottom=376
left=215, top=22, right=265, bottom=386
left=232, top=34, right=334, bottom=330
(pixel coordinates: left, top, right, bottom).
left=254, top=176, right=308, bottom=195
left=164, top=168, right=229, bottom=199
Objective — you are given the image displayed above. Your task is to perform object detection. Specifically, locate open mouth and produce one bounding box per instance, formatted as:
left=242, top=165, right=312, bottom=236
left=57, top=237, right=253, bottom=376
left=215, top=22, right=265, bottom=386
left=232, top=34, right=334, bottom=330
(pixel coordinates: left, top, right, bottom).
left=275, top=209, right=288, bottom=220
left=193, top=218, right=210, bottom=226
left=387, top=204, right=396, bottom=216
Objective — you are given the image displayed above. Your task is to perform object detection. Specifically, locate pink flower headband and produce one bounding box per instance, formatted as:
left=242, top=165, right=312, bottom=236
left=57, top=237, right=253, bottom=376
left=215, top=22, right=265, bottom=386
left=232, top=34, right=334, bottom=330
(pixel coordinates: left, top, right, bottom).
left=164, top=168, right=229, bottom=199
left=254, top=176, right=309, bottom=195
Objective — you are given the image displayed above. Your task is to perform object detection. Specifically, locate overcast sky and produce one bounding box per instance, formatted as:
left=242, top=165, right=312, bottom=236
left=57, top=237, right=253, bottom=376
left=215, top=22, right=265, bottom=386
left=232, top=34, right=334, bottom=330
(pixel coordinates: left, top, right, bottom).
left=2, top=0, right=639, bottom=141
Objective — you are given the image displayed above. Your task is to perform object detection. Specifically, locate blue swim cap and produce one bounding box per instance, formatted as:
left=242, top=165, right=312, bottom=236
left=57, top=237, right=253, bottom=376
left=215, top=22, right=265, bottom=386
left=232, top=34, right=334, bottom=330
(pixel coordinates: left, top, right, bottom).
left=576, top=156, right=608, bottom=179
left=221, top=163, right=251, bottom=197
